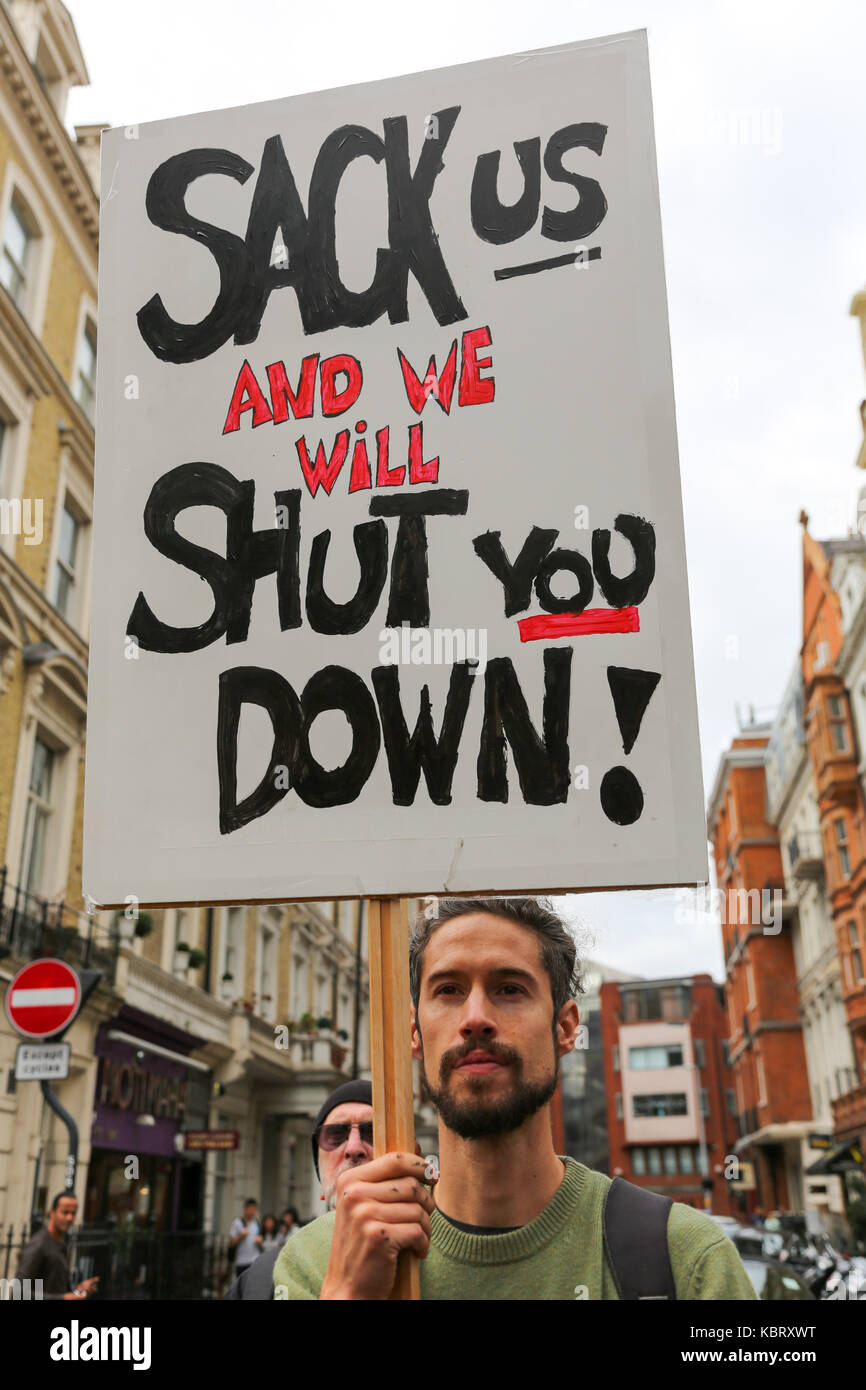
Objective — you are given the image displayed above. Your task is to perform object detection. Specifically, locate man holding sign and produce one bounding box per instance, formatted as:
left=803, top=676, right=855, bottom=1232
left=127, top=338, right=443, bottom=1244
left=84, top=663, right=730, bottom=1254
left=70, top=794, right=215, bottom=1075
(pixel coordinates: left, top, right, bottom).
left=273, top=899, right=756, bottom=1300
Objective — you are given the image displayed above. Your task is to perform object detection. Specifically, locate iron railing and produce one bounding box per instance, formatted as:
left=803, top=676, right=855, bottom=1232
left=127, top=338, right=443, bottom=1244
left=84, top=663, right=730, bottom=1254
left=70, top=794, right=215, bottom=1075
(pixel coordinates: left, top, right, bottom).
left=2, top=1221, right=234, bottom=1300
left=0, top=867, right=118, bottom=982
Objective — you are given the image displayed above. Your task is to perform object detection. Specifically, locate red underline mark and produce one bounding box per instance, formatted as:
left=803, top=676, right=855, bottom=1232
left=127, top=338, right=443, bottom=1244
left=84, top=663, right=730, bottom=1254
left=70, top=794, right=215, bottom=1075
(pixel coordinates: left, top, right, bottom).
left=517, top=607, right=640, bottom=642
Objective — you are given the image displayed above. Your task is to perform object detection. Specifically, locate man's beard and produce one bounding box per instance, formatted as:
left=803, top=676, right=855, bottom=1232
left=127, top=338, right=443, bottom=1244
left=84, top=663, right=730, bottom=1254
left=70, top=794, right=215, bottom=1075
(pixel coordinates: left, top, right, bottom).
left=420, top=1034, right=559, bottom=1140
left=322, top=1154, right=367, bottom=1211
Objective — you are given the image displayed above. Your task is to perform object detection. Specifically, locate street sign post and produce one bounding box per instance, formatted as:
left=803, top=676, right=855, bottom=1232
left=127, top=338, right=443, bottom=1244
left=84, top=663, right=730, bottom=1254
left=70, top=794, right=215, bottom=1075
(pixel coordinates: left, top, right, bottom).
left=14, top=1042, right=71, bottom=1081
left=3, top=960, right=101, bottom=1194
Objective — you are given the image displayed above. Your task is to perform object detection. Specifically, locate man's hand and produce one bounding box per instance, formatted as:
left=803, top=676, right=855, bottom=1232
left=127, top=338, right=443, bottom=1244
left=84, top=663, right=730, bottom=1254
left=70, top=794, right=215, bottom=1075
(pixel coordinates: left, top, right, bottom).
left=319, top=1152, right=435, bottom=1301
left=63, top=1277, right=99, bottom=1300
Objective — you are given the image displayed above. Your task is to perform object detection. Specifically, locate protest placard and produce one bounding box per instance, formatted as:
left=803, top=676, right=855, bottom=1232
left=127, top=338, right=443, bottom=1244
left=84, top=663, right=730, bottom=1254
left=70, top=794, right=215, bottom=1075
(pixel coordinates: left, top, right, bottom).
left=83, top=29, right=706, bottom=908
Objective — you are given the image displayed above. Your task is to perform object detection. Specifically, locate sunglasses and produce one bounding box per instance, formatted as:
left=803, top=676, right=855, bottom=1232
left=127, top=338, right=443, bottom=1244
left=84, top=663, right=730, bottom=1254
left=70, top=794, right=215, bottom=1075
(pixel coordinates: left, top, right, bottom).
left=316, top=1121, right=374, bottom=1151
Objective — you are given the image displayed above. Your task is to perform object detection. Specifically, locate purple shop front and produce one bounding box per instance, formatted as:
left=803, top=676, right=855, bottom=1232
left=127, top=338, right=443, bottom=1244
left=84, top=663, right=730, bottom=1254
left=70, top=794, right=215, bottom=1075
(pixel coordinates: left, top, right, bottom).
left=84, top=1009, right=208, bottom=1231
left=92, top=1031, right=189, bottom=1156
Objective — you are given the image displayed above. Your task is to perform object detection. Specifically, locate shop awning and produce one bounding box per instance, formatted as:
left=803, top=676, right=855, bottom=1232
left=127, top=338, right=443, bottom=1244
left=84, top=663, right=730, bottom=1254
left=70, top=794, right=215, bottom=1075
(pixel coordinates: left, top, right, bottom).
left=804, top=1139, right=864, bottom=1175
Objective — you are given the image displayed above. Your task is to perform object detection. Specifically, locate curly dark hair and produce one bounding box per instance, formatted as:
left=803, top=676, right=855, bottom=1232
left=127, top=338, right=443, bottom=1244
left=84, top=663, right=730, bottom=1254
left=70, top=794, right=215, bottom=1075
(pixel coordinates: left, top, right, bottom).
left=409, top=896, right=583, bottom=1022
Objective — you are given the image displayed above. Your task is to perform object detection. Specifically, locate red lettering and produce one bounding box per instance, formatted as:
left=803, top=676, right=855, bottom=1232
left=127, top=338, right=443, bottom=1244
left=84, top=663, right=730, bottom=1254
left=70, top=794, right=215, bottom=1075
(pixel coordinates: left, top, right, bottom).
left=348, top=435, right=371, bottom=493
left=397, top=341, right=457, bottom=414
left=266, top=355, right=319, bottom=423
left=375, top=425, right=404, bottom=486
left=320, top=354, right=363, bottom=416
left=408, top=423, right=438, bottom=483
left=222, top=360, right=273, bottom=433
left=295, top=430, right=350, bottom=496
left=458, top=326, right=495, bottom=407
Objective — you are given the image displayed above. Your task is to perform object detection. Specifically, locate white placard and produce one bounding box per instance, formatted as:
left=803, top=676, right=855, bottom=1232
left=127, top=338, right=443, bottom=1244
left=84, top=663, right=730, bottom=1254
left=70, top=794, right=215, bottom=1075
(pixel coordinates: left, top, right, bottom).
left=15, top=1042, right=71, bottom=1081
left=83, top=30, right=707, bottom=906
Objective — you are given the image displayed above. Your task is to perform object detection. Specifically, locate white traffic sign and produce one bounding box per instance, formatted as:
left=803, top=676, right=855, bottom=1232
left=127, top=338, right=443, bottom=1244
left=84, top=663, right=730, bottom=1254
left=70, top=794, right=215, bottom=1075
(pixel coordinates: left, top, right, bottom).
left=15, top=1041, right=71, bottom=1081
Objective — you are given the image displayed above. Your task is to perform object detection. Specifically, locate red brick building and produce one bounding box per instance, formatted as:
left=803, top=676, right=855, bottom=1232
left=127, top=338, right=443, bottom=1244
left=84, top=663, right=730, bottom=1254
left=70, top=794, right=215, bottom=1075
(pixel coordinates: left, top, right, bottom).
left=707, top=733, right=814, bottom=1214
left=801, top=519, right=866, bottom=1163
left=601, top=974, right=738, bottom=1213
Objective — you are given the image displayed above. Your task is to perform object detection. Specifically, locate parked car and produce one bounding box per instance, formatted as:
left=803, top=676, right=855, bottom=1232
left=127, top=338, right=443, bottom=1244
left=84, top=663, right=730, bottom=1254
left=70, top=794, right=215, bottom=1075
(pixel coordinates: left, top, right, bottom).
left=740, top=1256, right=816, bottom=1301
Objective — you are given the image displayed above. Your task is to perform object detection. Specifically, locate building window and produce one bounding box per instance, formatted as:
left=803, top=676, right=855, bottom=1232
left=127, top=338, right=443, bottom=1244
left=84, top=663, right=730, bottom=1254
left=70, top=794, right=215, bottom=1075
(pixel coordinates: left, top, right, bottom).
left=694, top=1038, right=706, bottom=1068
left=678, top=1145, right=694, bottom=1173
left=726, top=1088, right=736, bottom=1115
left=834, top=818, right=851, bottom=880
left=632, top=1093, right=688, bottom=1118
left=52, top=502, right=80, bottom=620
left=628, top=1045, right=684, bottom=1069
left=757, top=1054, right=767, bottom=1107
left=292, top=952, right=309, bottom=1018
left=75, top=318, right=97, bottom=423
left=721, top=1039, right=730, bottom=1067
left=257, top=922, right=276, bottom=1021
left=647, top=1148, right=662, bottom=1175
left=223, top=906, right=244, bottom=982
left=612, top=1044, right=619, bottom=1072
left=849, top=922, right=864, bottom=985
left=631, top=1148, right=646, bottom=1176
left=20, top=737, right=55, bottom=895
left=699, top=1087, right=709, bottom=1117
left=621, top=985, right=691, bottom=1023
left=827, top=695, right=849, bottom=753
left=663, top=1145, right=678, bottom=1175
left=0, top=194, right=34, bottom=308
left=615, top=1091, right=622, bottom=1120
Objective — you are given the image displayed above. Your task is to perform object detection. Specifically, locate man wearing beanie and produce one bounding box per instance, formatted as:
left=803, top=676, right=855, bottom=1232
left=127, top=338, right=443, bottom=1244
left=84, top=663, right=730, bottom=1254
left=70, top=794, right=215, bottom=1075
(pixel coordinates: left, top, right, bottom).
left=224, top=1080, right=372, bottom=1299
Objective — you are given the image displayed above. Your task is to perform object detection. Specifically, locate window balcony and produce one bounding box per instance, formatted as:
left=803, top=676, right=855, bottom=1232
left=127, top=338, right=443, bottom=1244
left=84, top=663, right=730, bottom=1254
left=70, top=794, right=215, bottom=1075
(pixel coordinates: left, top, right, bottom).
left=831, top=1079, right=866, bottom=1136
left=787, top=832, right=825, bottom=882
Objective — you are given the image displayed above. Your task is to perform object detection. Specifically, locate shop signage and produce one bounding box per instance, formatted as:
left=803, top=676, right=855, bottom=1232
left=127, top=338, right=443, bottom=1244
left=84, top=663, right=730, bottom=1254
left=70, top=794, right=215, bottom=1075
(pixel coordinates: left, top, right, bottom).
left=182, top=1129, right=240, bottom=1151
left=98, top=1055, right=189, bottom=1120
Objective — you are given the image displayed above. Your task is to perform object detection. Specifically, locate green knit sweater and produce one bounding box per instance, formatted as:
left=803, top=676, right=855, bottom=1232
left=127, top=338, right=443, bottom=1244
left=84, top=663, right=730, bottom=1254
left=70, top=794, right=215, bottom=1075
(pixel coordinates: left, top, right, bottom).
left=273, top=1158, right=758, bottom=1300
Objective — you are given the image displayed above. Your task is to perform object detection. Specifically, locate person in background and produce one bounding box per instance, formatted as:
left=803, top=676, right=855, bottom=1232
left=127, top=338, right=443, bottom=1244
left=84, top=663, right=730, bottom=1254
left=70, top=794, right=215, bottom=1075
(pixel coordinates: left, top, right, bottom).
left=256, top=1214, right=281, bottom=1252
left=15, top=1193, right=99, bottom=1301
left=229, top=1198, right=260, bottom=1280
left=278, top=1208, right=301, bottom=1245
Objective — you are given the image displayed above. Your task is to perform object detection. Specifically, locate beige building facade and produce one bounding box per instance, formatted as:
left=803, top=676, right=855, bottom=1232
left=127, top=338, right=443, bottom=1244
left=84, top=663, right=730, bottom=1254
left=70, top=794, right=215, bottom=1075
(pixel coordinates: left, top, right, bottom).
left=0, top=1, right=372, bottom=1248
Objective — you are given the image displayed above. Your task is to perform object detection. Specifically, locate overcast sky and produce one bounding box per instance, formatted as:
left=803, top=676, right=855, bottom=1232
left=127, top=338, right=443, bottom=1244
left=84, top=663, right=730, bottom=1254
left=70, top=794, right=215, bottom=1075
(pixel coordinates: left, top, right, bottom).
left=63, top=0, right=866, bottom=979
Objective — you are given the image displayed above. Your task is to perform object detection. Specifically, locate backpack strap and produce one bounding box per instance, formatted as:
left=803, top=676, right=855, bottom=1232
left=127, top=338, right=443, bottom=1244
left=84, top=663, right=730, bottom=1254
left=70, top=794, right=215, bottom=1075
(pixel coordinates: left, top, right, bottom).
left=237, top=1246, right=282, bottom=1299
left=602, top=1177, right=676, bottom=1300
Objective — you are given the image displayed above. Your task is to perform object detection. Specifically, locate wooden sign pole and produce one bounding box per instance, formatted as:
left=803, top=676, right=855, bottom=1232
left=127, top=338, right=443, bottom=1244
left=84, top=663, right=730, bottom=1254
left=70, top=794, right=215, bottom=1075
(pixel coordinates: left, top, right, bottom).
left=367, top=895, right=420, bottom=1301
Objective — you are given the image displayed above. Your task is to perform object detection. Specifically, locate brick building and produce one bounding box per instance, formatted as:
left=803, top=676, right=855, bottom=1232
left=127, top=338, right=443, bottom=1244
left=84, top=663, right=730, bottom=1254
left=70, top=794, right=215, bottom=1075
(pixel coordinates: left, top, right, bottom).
left=600, top=974, right=738, bottom=1214
left=707, top=724, right=815, bottom=1216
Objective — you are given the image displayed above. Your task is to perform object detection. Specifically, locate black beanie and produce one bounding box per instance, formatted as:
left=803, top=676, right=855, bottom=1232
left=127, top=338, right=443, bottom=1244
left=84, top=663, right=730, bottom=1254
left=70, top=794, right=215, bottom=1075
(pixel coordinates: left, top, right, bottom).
left=312, top=1080, right=373, bottom=1178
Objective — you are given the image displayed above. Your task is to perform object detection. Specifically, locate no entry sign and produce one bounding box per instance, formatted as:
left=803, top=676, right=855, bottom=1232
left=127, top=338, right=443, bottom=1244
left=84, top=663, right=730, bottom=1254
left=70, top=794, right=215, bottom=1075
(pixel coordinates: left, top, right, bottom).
left=4, top=959, right=81, bottom=1038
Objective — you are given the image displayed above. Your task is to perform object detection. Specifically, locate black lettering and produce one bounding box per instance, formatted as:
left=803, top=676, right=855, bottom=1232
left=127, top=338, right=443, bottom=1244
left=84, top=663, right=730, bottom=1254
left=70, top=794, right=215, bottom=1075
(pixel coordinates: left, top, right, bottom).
left=305, top=520, right=388, bottom=635
left=371, top=662, right=475, bottom=805
left=477, top=648, right=572, bottom=804
left=591, top=514, right=656, bottom=607
left=541, top=123, right=608, bottom=241
left=470, top=138, right=541, bottom=244
left=137, top=149, right=253, bottom=363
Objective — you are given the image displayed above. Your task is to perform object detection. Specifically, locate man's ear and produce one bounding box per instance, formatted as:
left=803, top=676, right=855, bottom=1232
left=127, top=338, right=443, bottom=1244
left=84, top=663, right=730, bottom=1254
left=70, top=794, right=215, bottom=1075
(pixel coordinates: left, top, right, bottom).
left=410, top=1004, right=423, bottom=1061
left=556, top=1000, right=581, bottom=1056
